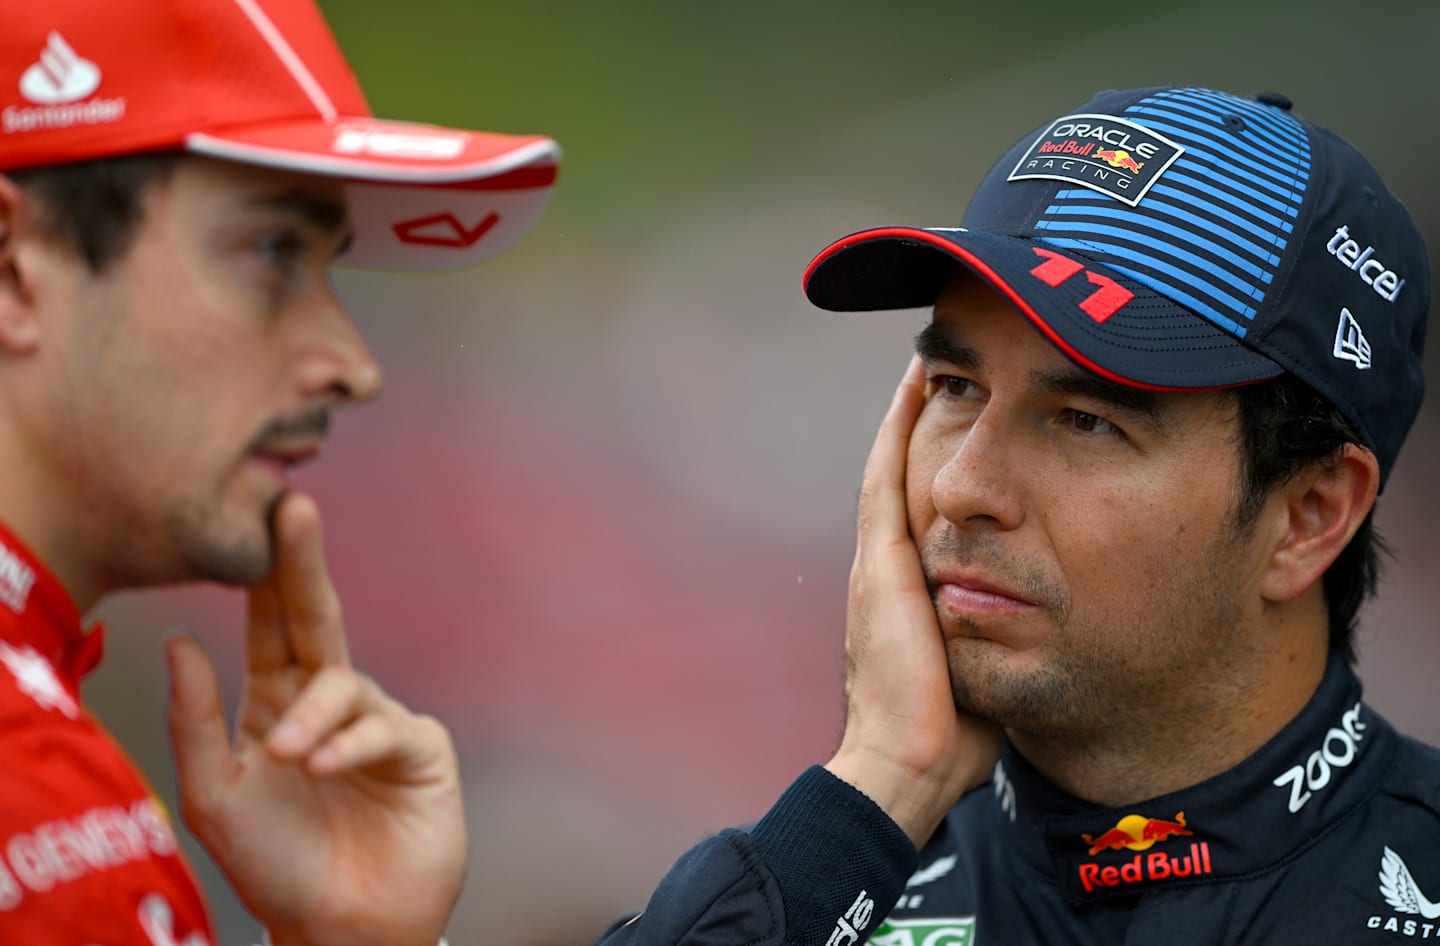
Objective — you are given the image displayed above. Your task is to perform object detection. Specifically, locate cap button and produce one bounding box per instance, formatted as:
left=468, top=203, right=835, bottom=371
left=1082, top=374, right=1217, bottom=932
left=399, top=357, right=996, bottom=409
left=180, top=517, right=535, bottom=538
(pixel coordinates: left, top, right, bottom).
left=1255, top=91, right=1294, bottom=111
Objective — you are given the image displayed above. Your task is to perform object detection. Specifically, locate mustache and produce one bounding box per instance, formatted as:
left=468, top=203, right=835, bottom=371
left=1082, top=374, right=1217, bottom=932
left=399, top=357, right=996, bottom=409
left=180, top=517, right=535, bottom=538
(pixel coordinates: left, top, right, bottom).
left=250, top=409, right=330, bottom=450
left=920, top=528, right=1069, bottom=617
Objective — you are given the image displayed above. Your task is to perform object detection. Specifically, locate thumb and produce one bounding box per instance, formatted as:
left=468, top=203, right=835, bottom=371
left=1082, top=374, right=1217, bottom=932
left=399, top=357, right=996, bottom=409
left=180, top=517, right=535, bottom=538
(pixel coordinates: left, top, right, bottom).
left=164, top=632, right=232, bottom=828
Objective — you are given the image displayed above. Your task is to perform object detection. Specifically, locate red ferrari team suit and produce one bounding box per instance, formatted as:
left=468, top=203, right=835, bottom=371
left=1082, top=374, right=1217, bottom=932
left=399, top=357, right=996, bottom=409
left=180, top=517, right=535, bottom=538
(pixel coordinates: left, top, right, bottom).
left=0, top=522, right=215, bottom=944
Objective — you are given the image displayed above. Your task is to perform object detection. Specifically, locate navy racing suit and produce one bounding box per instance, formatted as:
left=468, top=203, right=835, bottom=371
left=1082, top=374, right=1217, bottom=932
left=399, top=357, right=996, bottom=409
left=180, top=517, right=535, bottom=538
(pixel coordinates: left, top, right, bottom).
left=596, top=653, right=1440, bottom=945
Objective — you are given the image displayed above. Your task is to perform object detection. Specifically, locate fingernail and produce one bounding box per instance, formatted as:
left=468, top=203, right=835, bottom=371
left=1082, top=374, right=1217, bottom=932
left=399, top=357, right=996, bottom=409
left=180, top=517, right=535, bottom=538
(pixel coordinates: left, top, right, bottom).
left=269, top=721, right=308, bottom=755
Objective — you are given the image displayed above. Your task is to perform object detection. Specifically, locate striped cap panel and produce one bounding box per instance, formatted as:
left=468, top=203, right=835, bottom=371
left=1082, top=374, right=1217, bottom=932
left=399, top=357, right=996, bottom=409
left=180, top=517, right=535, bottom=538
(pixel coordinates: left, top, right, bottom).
left=1031, top=88, right=1311, bottom=338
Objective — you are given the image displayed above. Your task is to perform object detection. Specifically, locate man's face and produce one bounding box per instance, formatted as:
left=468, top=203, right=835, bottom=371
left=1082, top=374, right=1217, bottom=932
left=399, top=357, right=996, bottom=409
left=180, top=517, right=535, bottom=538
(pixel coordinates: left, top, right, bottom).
left=908, top=274, right=1271, bottom=741
left=25, top=156, right=380, bottom=587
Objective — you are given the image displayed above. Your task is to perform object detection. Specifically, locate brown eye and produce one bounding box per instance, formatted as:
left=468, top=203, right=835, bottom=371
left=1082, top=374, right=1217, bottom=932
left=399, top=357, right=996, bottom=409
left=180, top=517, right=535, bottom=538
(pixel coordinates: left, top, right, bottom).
left=1065, top=410, right=1122, bottom=437
left=930, top=376, right=976, bottom=399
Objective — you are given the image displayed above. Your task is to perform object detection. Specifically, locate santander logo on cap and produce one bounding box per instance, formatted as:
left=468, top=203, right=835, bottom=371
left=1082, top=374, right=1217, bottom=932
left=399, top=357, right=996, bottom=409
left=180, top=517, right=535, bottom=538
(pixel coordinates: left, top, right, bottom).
left=20, top=32, right=100, bottom=105
left=4, top=30, right=127, bottom=136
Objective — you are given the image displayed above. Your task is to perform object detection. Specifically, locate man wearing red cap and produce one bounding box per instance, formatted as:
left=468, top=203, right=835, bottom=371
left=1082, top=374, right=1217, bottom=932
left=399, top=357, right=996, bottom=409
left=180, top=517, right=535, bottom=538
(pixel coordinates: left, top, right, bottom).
left=0, top=1, right=558, bottom=943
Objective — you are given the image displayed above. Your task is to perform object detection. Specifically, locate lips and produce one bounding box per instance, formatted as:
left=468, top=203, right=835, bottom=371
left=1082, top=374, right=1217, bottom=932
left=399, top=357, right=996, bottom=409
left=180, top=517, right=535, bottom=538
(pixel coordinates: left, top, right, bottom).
left=250, top=441, right=322, bottom=472
left=929, top=568, right=1039, bottom=618
left=930, top=570, right=1033, bottom=605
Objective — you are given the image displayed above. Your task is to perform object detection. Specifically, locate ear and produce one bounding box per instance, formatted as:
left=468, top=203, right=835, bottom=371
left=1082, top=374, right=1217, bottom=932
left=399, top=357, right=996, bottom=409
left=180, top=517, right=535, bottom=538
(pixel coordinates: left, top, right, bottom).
left=1259, top=443, right=1380, bottom=604
left=0, top=174, right=42, bottom=356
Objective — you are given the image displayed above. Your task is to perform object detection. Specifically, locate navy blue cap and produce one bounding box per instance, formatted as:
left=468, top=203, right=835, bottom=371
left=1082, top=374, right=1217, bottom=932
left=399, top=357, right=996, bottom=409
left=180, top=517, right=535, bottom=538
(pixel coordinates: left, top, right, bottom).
left=803, top=87, right=1430, bottom=484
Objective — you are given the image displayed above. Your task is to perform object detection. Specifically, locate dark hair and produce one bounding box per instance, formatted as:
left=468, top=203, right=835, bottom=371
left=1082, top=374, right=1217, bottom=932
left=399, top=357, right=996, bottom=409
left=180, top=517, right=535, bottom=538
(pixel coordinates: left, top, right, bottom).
left=8, top=152, right=181, bottom=272
left=1231, top=374, right=1385, bottom=663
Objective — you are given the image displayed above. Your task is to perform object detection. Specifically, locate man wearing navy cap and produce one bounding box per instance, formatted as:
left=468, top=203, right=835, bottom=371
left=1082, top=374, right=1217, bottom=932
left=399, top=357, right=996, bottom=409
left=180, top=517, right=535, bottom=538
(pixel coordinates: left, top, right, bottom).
left=0, top=0, right=557, bottom=942
left=598, top=87, right=1434, bottom=946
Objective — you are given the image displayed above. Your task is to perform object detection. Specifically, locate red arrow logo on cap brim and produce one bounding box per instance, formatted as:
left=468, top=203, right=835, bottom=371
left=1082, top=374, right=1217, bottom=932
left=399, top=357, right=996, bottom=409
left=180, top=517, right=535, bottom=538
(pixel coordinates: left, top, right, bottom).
left=393, top=211, right=500, bottom=248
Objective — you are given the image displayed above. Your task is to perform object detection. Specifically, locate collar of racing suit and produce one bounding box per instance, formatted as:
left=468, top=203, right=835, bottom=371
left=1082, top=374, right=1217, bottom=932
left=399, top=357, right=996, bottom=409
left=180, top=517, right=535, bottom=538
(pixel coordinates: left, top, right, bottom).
left=990, top=653, right=1398, bottom=905
left=0, top=518, right=106, bottom=696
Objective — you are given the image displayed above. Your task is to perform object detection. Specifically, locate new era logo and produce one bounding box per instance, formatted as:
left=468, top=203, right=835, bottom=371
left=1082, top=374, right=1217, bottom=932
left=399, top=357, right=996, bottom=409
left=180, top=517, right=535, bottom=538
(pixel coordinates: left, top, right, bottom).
left=1333, top=307, right=1372, bottom=370
left=19, top=33, right=100, bottom=105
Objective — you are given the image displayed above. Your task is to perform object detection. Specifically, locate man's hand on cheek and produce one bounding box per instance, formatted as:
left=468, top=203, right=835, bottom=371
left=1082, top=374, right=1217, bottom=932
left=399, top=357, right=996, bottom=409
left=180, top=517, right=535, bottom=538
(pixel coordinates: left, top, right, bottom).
left=826, top=355, right=1001, bottom=850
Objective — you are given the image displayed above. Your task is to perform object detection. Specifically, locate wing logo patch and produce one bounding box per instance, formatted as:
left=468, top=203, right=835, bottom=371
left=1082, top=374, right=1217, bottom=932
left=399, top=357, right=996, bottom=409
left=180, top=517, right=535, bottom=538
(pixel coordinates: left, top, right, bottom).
left=1380, top=847, right=1440, bottom=919
left=1368, top=846, right=1440, bottom=937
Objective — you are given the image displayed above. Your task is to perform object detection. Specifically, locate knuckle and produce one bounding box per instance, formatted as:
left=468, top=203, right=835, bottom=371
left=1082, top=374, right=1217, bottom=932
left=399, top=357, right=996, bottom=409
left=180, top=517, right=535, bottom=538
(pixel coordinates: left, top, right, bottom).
left=308, top=665, right=351, bottom=696
left=319, top=665, right=367, bottom=694
left=406, top=711, right=449, bottom=748
left=326, top=727, right=363, bottom=758
left=413, top=713, right=454, bottom=746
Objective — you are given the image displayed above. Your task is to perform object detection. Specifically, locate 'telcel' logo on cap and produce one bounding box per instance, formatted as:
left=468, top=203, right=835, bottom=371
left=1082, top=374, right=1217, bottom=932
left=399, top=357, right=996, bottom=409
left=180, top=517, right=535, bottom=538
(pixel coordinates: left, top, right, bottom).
left=1326, top=225, right=1406, bottom=303
left=1008, top=113, right=1185, bottom=206
left=19, top=32, right=100, bottom=105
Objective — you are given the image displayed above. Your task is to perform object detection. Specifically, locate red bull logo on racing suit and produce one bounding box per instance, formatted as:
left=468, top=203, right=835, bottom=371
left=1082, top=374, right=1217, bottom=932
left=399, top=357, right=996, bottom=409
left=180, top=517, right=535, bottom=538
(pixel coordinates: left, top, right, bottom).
left=1077, top=812, right=1213, bottom=893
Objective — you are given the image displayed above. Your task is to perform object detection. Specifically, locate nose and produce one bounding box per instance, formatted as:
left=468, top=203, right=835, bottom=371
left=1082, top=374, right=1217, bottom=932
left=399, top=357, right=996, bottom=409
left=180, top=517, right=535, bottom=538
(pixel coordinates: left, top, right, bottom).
left=927, top=408, right=1025, bottom=533
left=295, top=294, right=384, bottom=407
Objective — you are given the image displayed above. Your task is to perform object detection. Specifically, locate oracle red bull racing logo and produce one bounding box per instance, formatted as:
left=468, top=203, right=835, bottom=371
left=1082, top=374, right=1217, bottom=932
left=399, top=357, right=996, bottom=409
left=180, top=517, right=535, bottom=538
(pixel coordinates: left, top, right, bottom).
left=1077, top=811, right=1213, bottom=893
left=1008, top=112, right=1184, bottom=206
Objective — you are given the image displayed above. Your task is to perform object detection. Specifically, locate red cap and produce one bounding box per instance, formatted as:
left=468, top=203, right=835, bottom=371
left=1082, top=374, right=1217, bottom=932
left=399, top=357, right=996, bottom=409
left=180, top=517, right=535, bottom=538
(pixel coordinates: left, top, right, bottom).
left=0, top=0, right=561, bottom=271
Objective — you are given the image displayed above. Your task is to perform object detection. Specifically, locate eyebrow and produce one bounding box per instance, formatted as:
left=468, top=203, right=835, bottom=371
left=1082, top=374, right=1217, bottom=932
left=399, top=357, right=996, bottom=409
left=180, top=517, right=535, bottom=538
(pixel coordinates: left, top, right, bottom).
left=1029, top=365, right=1170, bottom=429
left=246, top=188, right=353, bottom=249
left=914, top=321, right=1172, bottom=429
left=914, top=321, right=982, bottom=373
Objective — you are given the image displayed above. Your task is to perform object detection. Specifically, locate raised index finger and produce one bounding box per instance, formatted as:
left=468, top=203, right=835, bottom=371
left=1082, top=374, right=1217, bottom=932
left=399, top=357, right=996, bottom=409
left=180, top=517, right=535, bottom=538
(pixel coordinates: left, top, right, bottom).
left=245, top=572, right=293, bottom=674
left=857, top=355, right=927, bottom=545
left=272, top=491, right=350, bottom=668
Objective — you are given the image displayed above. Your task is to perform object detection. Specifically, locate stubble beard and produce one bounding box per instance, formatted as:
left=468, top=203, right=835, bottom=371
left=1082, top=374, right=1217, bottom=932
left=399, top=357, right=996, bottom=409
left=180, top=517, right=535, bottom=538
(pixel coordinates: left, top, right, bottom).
left=166, top=486, right=284, bottom=587
left=924, top=522, right=1254, bottom=741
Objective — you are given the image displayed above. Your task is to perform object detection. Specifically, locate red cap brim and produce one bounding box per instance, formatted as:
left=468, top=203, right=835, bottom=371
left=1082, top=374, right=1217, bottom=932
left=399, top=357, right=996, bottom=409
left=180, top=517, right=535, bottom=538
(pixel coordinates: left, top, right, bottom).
left=187, top=115, right=560, bottom=271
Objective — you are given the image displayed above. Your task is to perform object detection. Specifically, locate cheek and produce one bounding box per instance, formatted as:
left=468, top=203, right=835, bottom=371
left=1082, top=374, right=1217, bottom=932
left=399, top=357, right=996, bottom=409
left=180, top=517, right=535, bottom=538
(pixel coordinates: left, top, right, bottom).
left=71, top=338, right=246, bottom=494
left=1046, top=467, right=1236, bottom=614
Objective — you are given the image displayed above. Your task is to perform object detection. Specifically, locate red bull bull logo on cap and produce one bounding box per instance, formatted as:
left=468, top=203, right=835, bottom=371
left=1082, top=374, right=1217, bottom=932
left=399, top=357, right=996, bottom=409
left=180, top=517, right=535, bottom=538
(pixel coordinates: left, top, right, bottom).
left=1077, top=812, right=1213, bottom=893
left=1093, top=149, right=1144, bottom=173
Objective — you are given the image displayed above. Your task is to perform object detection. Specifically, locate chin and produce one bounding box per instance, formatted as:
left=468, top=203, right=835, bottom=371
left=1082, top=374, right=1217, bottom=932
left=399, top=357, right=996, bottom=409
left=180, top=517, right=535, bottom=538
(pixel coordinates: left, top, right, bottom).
left=168, top=502, right=277, bottom=586
left=945, top=641, right=1084, bottom=729
left=176, top=532, right=273, bottom=585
